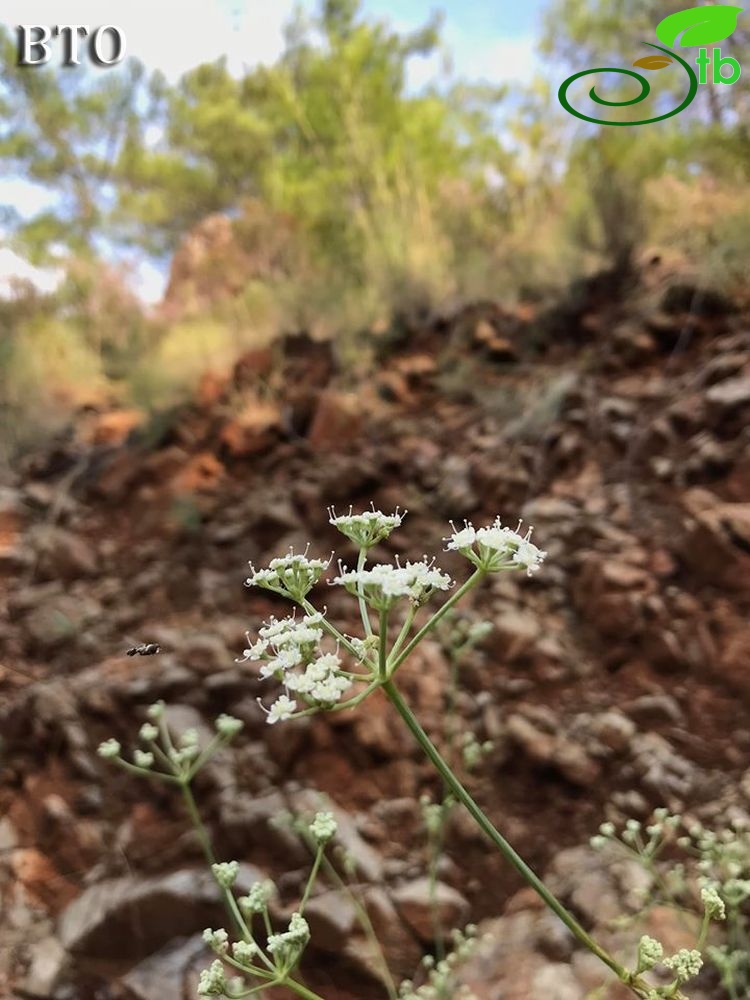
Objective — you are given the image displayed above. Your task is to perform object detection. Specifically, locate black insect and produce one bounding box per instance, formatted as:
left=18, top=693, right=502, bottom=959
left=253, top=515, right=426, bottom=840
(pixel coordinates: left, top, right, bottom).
left=126, top=643, right=161, bottom=657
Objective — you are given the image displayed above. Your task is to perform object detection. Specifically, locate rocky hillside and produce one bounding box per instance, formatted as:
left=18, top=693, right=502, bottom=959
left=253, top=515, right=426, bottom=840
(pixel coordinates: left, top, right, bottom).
left=1, top=265, right=749, bottom=999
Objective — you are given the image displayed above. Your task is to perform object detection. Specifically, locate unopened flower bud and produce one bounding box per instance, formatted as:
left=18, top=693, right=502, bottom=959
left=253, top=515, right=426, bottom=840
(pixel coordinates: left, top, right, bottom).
left=97, top=738, right=121, bottom=759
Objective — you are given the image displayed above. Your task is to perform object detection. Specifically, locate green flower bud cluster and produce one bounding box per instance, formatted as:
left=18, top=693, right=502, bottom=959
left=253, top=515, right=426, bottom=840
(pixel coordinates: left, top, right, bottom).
left=97, top=704, right=244, bottom=784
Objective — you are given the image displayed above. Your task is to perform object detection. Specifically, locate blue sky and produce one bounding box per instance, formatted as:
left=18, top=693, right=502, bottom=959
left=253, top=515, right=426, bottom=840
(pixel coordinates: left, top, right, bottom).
left=0, top=0, right=550, bottom=299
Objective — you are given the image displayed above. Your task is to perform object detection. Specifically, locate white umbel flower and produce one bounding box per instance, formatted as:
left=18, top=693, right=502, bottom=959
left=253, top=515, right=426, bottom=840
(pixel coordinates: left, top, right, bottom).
left=262, top=694, right=297, bottom=725
left=284, top=652, right=352, bottom=704
left=663, top=948, right=703, bottom=983
left=310, top=810, right=338, bottom=845
left=212, top=861, right=239, bottom=888
left=245, top=549, right=330, bottom=601
left=637, top=935, right=664, bottom=972
left=97, top=738, right=121, bottom=759
left=202, top=927, right=229, bottom=955
left=238, top=614, right=325, bottom=669
left=239, top=880, right=275, bottom=915
left=133, top=750, right=154, bottom=769
left=328, top=504, right=405, bottom=548
left=215, top=714, right=244, bottom=739
left=232, top=940, right=259, bottom=964
left=267, top=911, right=310, bottom=966
left=445, top=518, right=546, bottom=576
left=701, top=885, right=726, bottom=920
left=445, top=522, right=477, bottom=551
left=197, top=959, right=227, bottom=996
left=333, top=559, right=452, bottom=610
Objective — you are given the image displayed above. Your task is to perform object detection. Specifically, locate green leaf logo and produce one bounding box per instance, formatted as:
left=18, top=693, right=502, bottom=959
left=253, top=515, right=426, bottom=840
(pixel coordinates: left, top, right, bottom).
left=656, top=5, right=743, bottom=47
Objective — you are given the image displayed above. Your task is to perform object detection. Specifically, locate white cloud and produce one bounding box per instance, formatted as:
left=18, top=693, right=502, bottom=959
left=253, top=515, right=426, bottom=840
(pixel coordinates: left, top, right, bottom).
left=451, top=31, right=540, bottom=87
left=0, top=247, right=63, bottom=295
left=401, top=28, right=540, bottom=91
left=128, top=256, right=169, bottom=304
left=1, top=178, right=58, bottom=217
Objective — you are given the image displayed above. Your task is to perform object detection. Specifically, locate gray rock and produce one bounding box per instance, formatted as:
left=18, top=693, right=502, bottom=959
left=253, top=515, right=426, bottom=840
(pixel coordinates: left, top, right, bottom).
left=58, top=865, right=262, bottom=960
left=218, top=788, right=306, bottom=863
left=30, top=526, right=98, bottom=581
left=289, top=789, right=384, bottom=882
left=630, top=732, right=695, bottom=801
left=624, top=694, right=683, bottom=725
left=391, top=876, right=469, bottom=943
left=22, top=594, right=101, bottom=652
left=120, top=934, right=207, bottom=1000
left=531, top=962, right=582, bottom=1000
left=506, top=714, right=601, bottom=787
left=492, top=607, right=542, bottom=660
left=706, top=374, right=750, bottom=412
left=587, top=710, right=636, bottom=753
left=304, top=890, right=358, bottom=951
left=0, top=817, right=19, bottom=852
left=181, top=633, right=232, bottom=674
left=18, top=936, right=68, bottom=998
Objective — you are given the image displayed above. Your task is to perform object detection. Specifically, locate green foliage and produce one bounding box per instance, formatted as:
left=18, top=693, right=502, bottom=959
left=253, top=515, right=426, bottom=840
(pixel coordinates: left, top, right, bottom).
left=0, top=312, right=105, bottom=460
left=126, top=319, right=243, bottom=411
left=0, top=2, right=507, bottom=291
left=0, top=28, right=152, bottom=259
left=564, top=131, right=655, bottom=270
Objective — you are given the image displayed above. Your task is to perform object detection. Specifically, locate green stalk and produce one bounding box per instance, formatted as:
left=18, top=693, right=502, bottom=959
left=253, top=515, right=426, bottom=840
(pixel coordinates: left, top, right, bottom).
left=389, top=569, right=485, bottom=674
left=697, top=910, right=711, bottom=951
left=378, top=609, right=389, bottom=679
left=185, top=735, right=225, bottom=782
left=319, top=855, right=398, bottom=1000
left=283, top=980, right=328, bottom=1000
left=356, top=546, right=374, bottom=637
left=301, top=598, right=364, bottom=661
left=299, top=846, right=324, bottom=913
left=179, top=782, right=269, bottom=963
left=114, top=757, right=179, bottom=783
left=382, top=679, right=650, bottom=996
left=180, top=781, right=217, bottom=866
left=390, top=605, right=417, bottom=659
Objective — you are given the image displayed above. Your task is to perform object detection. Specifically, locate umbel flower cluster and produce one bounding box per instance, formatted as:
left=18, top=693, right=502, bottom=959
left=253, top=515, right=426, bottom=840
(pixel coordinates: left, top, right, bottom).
left=100, top=507, right=707, bottom=1000
left=592, top=810, right=748, bottom=997
left=237, top=612, right=351, bottom=723
left=196, top=811, right=336, bottom=996
left=243, top=508, right=546, bottom=727
left=98, top=702, right=340, bottom=999
left=96, top=507, right=745, bottom=999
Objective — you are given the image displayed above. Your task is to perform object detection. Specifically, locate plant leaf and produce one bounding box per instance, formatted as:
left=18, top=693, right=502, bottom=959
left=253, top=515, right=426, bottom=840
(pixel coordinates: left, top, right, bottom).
left=655, top=5, right=743, bottom=47
left=633, top=55, right=674, bottom=69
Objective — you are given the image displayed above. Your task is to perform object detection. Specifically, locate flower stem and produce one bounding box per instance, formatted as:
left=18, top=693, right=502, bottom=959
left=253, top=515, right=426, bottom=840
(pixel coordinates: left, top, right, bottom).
left=319, top=855, right=398, bottom=1000
left=356, top=546, right=374, bottom=637
left=390, top=605, right=416, bottom=660
left=299, top=846, right=324, bottom=913
left=389, top=569, right=485, bottom=674
left=179, top=782, right=259, bottom=951
left=301, top=598, right=363, bottom=661
left=382, top=679, right=649, bottom=996
left=378, top=609, right=389, bottom=679
left=283, top=980, right=328, bottom=1000
left=180, top=780, right=217, bottom=866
